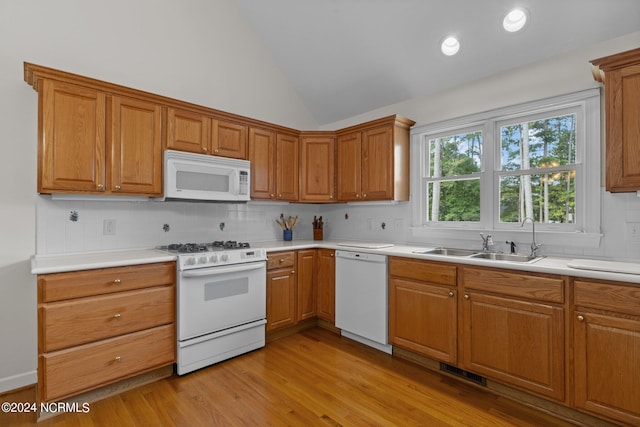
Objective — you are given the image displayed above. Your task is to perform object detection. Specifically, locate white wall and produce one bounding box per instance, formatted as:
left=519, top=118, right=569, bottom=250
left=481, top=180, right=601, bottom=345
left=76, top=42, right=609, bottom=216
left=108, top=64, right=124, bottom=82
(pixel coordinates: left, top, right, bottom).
left=0, top=0, right=317, bottom=393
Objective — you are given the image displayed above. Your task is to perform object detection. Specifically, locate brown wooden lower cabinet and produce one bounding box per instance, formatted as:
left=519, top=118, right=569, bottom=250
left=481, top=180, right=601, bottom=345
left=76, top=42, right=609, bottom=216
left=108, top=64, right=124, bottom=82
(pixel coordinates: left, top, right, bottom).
left=316, top=249, right=336, bottom=323
left=266, top=251, right=297, bottom=332
left=573, top=278, right=640, bottom=425
left=388, top=257, right=457, bottom=363
left=37, top=262, right=176, bottom=402
left=297, top=250, right=317, bottom=322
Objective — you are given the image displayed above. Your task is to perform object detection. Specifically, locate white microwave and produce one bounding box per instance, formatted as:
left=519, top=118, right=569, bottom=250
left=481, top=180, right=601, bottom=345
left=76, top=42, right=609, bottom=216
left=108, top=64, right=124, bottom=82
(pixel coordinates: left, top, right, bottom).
left=157, top=150, right=250, bottom=202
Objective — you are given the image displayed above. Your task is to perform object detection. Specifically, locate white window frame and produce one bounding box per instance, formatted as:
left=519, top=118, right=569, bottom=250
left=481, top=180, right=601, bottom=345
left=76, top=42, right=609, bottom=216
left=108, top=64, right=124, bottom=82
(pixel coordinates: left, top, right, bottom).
left=410, top=89, right=602, bottom=249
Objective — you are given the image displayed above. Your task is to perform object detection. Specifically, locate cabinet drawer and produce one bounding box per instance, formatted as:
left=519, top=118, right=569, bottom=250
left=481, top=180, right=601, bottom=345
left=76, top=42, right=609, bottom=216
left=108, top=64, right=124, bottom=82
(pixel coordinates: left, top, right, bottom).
left=38, top=262, right=175, bottom=302
left=40, top=324, right=175, bottom=402
left=40, top=285, right=175, bottom=352
left=389, top=257, right=456, bottom=287
left=574, top=279, right=640, bottom=316
left=267, top=251, right=296, bottom=270
left=462, top=267, right=564, bottom=303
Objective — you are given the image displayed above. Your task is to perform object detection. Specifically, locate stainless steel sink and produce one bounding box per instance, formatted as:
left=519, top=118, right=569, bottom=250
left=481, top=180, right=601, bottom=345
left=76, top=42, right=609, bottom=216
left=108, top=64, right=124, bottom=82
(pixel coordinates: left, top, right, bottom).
left=413, top=247, right=478, bottom=256
left=470, top=252, right=542, bottom=263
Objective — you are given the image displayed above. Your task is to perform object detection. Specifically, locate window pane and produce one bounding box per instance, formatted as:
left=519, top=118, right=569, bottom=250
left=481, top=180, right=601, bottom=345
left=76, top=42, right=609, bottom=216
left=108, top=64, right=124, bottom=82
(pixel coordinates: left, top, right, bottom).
left=500, top=114, right=576, bottom=171
left=429, top=131, right=482, bottom=178
left=427, top=179, right=480, bottom=222
left=499, top=172, right=576, bottom=224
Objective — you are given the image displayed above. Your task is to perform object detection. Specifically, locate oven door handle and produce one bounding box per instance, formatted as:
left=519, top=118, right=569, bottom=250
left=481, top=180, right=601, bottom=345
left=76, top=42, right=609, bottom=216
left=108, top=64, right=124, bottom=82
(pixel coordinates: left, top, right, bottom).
left=181, top=261, right=265, bottom=278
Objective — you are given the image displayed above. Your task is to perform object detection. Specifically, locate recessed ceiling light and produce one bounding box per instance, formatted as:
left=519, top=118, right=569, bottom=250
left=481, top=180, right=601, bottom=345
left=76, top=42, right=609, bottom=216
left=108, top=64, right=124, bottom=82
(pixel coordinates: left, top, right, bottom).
left=503, top=8, right=528, bottom=32
left=441, top=36, right=460, bottom=56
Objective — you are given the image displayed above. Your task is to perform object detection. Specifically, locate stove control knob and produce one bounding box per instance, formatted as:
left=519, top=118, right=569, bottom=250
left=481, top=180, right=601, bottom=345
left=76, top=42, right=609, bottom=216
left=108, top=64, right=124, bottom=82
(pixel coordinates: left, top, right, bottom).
left=221, top=254, right=229, bottom=262
left=185, top=257, right=196, bottom=266
left=209, top=255, right=218, bottom=263
left=198, top=256, right=207, bottom=264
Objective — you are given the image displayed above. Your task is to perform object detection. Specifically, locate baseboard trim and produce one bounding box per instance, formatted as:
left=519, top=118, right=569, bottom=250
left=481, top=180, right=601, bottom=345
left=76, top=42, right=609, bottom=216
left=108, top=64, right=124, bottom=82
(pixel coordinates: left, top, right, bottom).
left=0, top=370, right=37, bottom=395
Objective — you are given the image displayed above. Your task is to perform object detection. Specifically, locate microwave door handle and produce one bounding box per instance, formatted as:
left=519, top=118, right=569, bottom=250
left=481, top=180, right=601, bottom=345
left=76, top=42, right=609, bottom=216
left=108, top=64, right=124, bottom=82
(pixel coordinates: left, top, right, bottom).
left=181, top=262, right=265, bottom=278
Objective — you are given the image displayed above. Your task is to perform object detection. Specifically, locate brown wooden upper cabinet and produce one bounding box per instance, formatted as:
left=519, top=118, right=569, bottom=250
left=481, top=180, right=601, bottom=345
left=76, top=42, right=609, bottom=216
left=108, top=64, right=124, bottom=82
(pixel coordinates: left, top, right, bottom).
left=300, top=132, right=336, bottom=202
left=591, top=48, right=640, bottom=192
left=37, top=79, right=162, bottom=196
left=336, top=115, right=415, bottom=202
left=167, top=107, right=247, bottom=159
left=249, top=127, right=299, bottom=201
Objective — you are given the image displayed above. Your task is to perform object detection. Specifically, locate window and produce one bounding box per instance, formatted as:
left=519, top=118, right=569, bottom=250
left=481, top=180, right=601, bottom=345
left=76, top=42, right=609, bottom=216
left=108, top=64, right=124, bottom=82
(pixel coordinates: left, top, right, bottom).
left=411, top=89, right=601, bottom=248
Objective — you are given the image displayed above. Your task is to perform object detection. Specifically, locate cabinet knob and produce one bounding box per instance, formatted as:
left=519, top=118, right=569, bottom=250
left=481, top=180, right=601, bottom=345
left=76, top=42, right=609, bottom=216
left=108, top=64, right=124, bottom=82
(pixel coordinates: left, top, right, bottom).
left=363, top=193, right=367, bottom=198
left=291, top=270, right=296, bottom=274
left=114, top=185, right=121, bottom=191
left=330, top=195, right=334, bottom=199
left=278, top=194, right=282, bottom=198
left=114, top=356, right=121, bottom=362
left=577, top=315, right=585, bottom=322
left=464, top=294, right=470, bottom=300
left=114, top=313, right=121, bottom=319
left=203, top=147, right=208, bottom=152
left=113, top=279, right=121, bottom=284
left=279, top=259, right=285, bottom=263
left=330, top=253, right=334, bottom=257
left=97, top=184, right=105, bottom=190
left=355, top=194, right=360, bottom=199
left=448, top=291, right=454, bottom=297
left=270, top=194, right=274, bottom=198
left=214, top=149, right=219, bottom=153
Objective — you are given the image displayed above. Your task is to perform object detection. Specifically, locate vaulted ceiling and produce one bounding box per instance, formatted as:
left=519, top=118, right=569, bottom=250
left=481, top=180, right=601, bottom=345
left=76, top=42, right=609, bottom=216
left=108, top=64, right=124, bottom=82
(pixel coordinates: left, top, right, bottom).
left=232, top=0, right=640, bottom=125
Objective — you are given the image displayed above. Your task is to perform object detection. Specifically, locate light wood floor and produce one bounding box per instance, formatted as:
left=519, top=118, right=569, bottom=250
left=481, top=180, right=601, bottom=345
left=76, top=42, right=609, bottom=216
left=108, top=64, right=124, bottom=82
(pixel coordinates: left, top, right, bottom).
left=2, top=328, right=582, bottom=426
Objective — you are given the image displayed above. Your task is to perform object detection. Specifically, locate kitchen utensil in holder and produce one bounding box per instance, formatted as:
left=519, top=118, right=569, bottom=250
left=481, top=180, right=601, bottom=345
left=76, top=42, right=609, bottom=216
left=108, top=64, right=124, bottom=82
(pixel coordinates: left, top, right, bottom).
left=283, top=229, right=293, bottom=241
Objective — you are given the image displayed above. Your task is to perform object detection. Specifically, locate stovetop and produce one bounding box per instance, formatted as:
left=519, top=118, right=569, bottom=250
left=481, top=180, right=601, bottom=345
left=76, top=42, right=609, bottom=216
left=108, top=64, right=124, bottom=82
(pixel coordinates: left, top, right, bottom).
left=156, top=241, right=266, bottom=270
left=158, top=241, right=251, bottom=254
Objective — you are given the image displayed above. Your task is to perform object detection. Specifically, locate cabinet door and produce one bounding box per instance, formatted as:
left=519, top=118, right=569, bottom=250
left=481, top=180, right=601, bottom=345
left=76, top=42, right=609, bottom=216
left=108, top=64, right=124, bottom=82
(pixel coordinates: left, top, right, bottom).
left=389, top=278, right=457, bottom=363
left=361, top=125, right=394, bottom=200
left=166, top=108, right=210, bottom=154
left=297, top=250, right=317, bottom=322
left=248, top=127, right=276, bottom=199
left=39, top=80, right=106, bottom=192
left=266, top=269, right=296, bottom=332
left=316, top=249, right=335, bottom=323
left=574, top=311, right=640, bottom=425
left=336, top=131, right=362, bottom=201
left=461, top=291, right=565, bottom=401
left=276, top=133, right=299, bottom=201
left=211, top=119, right=247, bottom=159
left=300, top=135, right=335, bottom=202
left=110, top=96, right=162, bottom=195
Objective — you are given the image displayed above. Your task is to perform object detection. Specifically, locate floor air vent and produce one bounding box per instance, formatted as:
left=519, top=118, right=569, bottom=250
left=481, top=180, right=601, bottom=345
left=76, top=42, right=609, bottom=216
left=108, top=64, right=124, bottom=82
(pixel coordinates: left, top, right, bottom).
left=439, top=363, right=487, bottom=386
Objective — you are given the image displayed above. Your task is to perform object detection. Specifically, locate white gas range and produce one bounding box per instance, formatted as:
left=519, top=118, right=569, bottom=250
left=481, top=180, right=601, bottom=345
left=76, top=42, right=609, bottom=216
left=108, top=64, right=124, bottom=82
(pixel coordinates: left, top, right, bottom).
left=156, top=241, right=267, bottom=375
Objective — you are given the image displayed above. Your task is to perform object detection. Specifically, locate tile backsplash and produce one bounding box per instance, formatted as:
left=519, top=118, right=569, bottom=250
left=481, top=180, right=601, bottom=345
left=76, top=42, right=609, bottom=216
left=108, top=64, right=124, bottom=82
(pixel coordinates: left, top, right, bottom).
left=36, top=188, right=640, bottom=262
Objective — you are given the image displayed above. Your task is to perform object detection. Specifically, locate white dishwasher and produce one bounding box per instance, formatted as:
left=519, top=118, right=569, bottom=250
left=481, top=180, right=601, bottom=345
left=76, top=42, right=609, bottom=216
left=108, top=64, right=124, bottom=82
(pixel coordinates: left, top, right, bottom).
left=335, top=250, right=392, bottom=354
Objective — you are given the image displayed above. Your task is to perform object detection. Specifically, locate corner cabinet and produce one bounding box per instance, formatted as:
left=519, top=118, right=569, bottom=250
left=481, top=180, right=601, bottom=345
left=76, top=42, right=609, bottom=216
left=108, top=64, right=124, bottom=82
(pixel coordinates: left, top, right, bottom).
left=337, top=115, right=415, bottom=202
left=300, top=133, right=336, bottom=202
left=28, top=69, right=163, bottom=196
left=573, top=278, right=640, bottom=426
left=591, top=48, right=640, bottom=192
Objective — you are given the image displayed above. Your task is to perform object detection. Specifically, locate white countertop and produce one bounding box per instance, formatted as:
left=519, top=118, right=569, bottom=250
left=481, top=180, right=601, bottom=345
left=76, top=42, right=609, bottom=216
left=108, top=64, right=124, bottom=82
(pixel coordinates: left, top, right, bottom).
left=30, top=240, right=640, bottom=285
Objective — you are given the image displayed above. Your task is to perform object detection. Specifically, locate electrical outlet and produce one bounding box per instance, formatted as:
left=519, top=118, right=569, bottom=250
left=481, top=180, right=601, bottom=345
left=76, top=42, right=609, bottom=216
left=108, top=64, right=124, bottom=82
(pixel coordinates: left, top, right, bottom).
left=626, top=222, right=640, bottom=240
left=103, top=219, right=116, bottom=235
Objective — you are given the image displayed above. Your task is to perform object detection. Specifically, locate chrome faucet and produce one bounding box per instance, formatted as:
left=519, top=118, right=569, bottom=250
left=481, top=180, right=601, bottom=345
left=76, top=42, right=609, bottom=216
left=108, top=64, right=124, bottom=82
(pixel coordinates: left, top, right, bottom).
left=521, top=217, right=542, bottom=257
left=480, top=233, right=494, bottom=252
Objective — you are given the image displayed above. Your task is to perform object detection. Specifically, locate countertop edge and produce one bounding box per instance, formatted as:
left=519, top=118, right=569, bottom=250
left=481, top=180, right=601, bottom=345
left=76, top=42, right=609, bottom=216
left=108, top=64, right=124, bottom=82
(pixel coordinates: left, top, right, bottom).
left=30, top=241, right=640, bottom=284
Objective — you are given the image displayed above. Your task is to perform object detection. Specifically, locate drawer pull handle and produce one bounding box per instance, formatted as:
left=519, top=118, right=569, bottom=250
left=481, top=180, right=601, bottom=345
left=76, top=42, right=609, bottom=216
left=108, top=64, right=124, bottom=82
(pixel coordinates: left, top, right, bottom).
left=464, top=294, right=470, bottom=300
left=114, top=356, right=121, bottom=362
left=279, top=259, right=285, bottom=263
left=291, top=270, right=296, bottom=274
left=577, top=315, right=585, bottom=322
left=448, top=291, right=454, bottom=297
left=114, top=313, right=121, bottom=319
left=113, top=279, right=121, bottom=284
